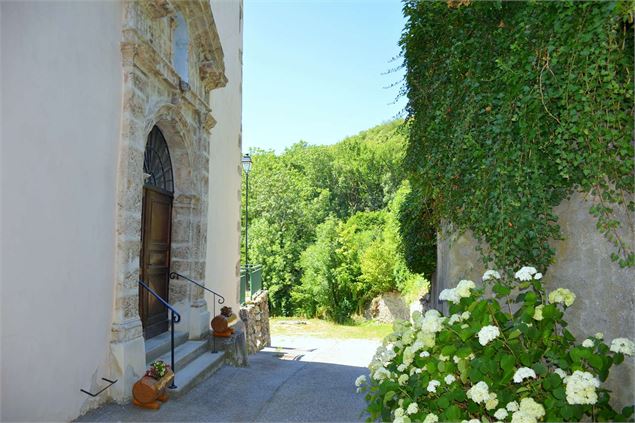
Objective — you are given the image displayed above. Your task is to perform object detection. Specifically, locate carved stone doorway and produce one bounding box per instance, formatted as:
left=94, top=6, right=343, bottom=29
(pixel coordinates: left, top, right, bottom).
left=139, top=126, right=174, bottom=339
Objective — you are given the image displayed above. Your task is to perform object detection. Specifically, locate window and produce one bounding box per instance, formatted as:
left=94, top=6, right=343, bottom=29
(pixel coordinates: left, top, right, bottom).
left=172, top=13, right=189, bottom=83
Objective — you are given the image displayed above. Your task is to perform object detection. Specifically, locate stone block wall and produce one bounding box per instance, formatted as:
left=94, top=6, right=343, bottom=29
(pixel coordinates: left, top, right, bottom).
left=436, top=192, right=635, bottom=409
left=239, top=290, right=271, bottom=354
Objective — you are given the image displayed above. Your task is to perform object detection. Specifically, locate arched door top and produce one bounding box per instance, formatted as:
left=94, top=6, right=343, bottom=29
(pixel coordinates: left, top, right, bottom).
left=143, top=126, right=174, bottom=194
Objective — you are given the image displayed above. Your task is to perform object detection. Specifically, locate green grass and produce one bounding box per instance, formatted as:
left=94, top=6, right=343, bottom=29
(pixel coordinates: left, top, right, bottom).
left=270, top=316, right=393, bottom=340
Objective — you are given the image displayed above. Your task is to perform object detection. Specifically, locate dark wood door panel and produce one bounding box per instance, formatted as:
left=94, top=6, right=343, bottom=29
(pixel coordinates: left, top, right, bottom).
left=139, top=186, right=173, bottom=340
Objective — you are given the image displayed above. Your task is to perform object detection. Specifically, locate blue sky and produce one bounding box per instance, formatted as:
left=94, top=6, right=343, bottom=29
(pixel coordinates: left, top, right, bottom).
left=242, top=0, right=407, bottom=153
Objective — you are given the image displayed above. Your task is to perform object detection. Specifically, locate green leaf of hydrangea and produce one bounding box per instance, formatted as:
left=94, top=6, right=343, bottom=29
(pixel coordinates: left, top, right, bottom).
left=383, top=390, right=395, bottom=406
left=501, top=354, right=516, bottom=371
left=587, top=354, right=603, bottom=371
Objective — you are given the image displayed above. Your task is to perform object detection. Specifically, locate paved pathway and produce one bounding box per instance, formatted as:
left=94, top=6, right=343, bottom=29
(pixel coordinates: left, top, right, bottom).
left=77, top=335, right=379, bottom=422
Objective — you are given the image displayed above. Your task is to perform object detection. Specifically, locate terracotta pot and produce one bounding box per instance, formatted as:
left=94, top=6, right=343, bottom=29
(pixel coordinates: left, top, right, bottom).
left=132, top=369, right=174, bottom=409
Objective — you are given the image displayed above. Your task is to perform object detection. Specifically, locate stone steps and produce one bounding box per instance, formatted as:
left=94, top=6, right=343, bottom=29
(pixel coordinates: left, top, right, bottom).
left=170, top=350, right=225, bottom=398
left=145, top=331, right=189, bottom=363
left=153, top=339, right=209, bottom=371
left=144, top=331, right=225, bottom=398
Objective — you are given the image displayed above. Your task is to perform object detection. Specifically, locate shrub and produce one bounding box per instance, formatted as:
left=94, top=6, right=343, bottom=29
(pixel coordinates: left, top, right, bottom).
left=358, top=267, right=634, bottom=422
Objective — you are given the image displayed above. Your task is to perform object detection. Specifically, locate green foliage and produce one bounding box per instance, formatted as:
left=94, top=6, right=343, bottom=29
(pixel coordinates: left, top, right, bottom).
left=400, top=1, right=634, bottom=272
left=293, top=207, right=429, bottom=322
left=395, top=181, right=437, bottom=279
left=360, top=268, right=635, bottom=422
left=243, top=121, right=432, bottom=318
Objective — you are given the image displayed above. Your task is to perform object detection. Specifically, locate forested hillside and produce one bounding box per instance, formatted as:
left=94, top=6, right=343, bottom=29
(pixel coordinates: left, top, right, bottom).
left=242, top=120, right=434, bottom=320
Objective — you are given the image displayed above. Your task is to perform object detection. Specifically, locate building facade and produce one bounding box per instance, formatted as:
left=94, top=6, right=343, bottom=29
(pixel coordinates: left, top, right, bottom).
left=1, top=0, right=243, bottom=420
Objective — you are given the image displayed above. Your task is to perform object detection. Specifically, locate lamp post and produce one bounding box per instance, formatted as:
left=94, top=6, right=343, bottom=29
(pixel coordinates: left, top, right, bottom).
left=241, top=153, right=252, bottom=292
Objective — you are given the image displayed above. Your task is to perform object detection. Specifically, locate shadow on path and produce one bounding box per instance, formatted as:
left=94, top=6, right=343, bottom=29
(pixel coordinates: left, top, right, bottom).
left=77, top=338, right=375, bottom=422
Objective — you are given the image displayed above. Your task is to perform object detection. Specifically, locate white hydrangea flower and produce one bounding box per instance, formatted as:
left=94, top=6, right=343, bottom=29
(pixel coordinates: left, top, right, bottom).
left=494, top=408, right=509, bottom=420
left=610, top=338, right=635, bottom=356
left=565, top=370, right=600, bottom=405
left=548, top=288, right=576, bottom=307
left=439, top=288, right=461, bottom=304
left=373, top=366, right=391, bottom=381
left=406, top=403, right=418, bottom=415
left=513, top=367, right=537, bottom=383
left=439, top=354, right=450, bottom=362
left=448, top=314, right=462, bottom=325
left=554, top=368, right=567, bottom=379
left=453, top=355, right=460, bottom=364
left=394, top=407, right=405, bottom=418
left=478, top=325, right=500, bottom=346
left=397, top=364, right=407, bottom=372
left=519, top=397, right=545, bottom=419
left=582, top=339, right=594, bottom=348
left=456, top=279, right=476, bottom=297
left=427, top=380, right=441, bottom=393
left=422, top=413, right=439, bottom=423
left=403, top=347, right=415, bottom=366
left=398, top=374, right=409, bottom=385
left=482, top=269, right=501, bottom=281
left=420, top=310, right=445, bottom=333
left=468, top=353, right=476, bottom=360
left=506, top=401, right=519, bottom=412
left=355, top=375, right=367, bottom=387
left=485, top=392, right=499, bottom=410
left=595, top=332, right=604, bottom=340
left=461, top=311, right=471, bottom=320
left=466, top=381, right=490, bottom=403
left=444, top=374, right=456, bottom=385
left=419, top=351, right=430, bottom=358
left=534, top=272, right=542, bottom=280
left=393, top=416, right=410, bottom=423
left=510, top=411, right=536, bottom=423
left=514, top=266, right=537, bottom=281
left=532, top=305, right=544, bottom=321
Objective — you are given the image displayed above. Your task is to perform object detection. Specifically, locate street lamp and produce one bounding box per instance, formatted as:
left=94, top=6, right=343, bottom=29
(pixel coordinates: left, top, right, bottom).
left=241, top=153, right=252, bottom=292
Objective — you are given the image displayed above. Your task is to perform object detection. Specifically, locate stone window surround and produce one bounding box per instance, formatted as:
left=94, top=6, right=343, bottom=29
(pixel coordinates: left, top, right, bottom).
left=109, top=0, right=227, bottom=402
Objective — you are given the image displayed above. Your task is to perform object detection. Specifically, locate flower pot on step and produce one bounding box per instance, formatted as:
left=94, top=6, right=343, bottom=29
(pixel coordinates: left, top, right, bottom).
left=132, top=368, right=174, bottom=410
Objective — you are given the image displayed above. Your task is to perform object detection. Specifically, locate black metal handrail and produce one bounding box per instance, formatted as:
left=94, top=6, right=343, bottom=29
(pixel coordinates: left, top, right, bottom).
left=169, top=272, right=225, bottom=318
left=169, top=272, right=226, bottom=354
left=138, top=280, right=180, bottom=389
left=80, top=378, right=117, bottom=397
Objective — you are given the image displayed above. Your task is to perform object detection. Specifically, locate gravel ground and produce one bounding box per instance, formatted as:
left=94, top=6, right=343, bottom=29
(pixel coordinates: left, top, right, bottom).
left=76, top=335, right=379, bottom=422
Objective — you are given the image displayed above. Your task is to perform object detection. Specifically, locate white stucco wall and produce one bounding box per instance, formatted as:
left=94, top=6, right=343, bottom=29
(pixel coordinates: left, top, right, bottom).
left=206, top=0, right=244, bottom=313
left=1, top=2, right=123, bottom=421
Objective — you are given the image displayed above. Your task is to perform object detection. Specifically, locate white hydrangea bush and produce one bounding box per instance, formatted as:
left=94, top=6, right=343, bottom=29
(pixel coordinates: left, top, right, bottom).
left=358, top=267, right=635, bottom=422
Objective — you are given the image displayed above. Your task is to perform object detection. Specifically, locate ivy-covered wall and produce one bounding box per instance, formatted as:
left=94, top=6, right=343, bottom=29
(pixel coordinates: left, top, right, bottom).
left=401, top=1, right=634, bottom=273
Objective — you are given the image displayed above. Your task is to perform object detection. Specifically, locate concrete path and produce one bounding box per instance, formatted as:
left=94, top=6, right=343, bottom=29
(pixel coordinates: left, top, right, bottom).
left=77, top=335, right=379, bottom=422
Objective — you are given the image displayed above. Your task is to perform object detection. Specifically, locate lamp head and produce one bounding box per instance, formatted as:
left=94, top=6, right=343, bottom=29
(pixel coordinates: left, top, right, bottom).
left=241, top=153, right=252, bottom=173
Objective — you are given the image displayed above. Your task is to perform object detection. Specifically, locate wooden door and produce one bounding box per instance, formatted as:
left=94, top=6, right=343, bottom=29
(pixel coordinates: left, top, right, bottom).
left=139, top=186, right=173, bottom=339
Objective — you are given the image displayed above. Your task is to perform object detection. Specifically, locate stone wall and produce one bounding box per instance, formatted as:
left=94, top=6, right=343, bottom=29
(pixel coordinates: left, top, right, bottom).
left=436, top=192, right=635, bottom=408
left=239, top=290, right=271, bottom=354
left=365, top=292, right=410, bottom=323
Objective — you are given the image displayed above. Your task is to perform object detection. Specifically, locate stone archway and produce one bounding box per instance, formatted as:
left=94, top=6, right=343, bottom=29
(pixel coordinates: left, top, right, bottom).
left=110, top=96, right=213, bottom=397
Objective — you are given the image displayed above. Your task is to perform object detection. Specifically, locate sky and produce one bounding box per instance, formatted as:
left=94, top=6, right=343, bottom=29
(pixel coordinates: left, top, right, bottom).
left=242, top=0, right=407, bottom=153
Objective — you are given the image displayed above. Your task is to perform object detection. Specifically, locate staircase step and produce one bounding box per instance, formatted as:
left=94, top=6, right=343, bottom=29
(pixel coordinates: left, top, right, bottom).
left=169, top=351, right=225, bottom=398
left=145, top=331, right=189, bottom=364
left=152, top=340, right=209, bottom=371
